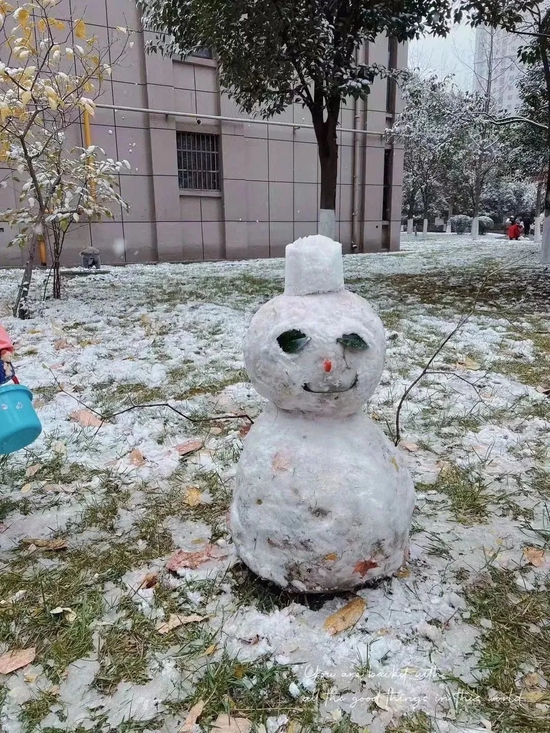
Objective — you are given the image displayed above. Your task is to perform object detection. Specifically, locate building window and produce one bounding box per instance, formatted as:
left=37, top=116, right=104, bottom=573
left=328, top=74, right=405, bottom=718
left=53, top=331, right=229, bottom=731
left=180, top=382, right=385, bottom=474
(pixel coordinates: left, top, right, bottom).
left=386, top=38, right=398, bottom=115
left=191, top=48, right=213, bottom=59
left=382, top=148, right=393, bottom=221
left=177, top=132, right=220, bottom=191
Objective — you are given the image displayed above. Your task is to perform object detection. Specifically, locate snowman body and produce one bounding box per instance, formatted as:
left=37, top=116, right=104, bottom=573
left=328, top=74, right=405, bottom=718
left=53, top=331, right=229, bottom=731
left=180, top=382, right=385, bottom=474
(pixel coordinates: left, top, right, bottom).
left=230, top=236, right=415, bottom=592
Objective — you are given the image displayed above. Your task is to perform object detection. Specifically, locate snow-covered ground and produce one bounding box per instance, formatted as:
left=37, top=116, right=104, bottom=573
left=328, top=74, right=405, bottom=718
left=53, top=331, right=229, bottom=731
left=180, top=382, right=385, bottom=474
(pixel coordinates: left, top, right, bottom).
left=0, top=235, right=549, bottom=733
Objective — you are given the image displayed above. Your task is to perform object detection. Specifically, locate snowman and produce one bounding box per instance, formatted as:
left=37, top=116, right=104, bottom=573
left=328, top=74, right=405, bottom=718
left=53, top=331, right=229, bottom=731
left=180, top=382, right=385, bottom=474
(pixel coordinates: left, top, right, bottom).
left=230, top=235, right=415, bottom=592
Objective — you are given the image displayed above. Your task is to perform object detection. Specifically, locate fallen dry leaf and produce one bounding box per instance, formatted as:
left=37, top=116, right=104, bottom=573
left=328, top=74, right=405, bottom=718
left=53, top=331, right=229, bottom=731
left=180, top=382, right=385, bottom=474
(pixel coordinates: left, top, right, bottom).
left=396, top=567, right=410, bottom=578
left=20, top=483, right=34, bottom=494
left=456, top=356, right=480, bottom=370
left=272, top=451, right=292, bottom=472
left=239, top=424, right=252, bottom=438
left=166, top=545, right=226, bottom=572
left=70, top=410, right=102, bottom=428
left=176, top=439, right=203, bottom=457
left=522, top=672, right=542, bottom=688
left=139, top=573, right=159, bottom=590
left=536, top=385, right=550, bottom=396
left=390, top=457, right=400, bottom=471
left=353, top=558, right=379, bottom=577
left=54, top=338, right=71, bottom=350
left=323, top=597, right=366, bottom=635
left=523, top=546, right=545, bottom=567
left=184, top=488, right=203, bottom=507
left=180, top=700, right=206, bottom=733
left=22, top=538, right=67, bottom=551
left=129, top=448, right=146, bottom=466
left=50, top=606, right=76, bottom=623
left=25, top=464, right=42, bottom=478
left=521, top=689, right=547, bottom=703
left=204, top=643, right=218, bottom=655
left=156, top=613, right=205, bottom=634
left=211, top=714, right=252, bottom=733
left=0, top=647, right=36, bottom=675
left=400, top=441, right=419, bottom=453
left=324, top=553, right=338, bottom=562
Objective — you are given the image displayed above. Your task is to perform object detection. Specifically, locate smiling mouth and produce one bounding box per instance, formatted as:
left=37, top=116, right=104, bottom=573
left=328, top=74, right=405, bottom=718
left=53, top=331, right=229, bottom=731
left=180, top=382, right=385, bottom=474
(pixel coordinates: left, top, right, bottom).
left=303, top=376, right=358, bottom=394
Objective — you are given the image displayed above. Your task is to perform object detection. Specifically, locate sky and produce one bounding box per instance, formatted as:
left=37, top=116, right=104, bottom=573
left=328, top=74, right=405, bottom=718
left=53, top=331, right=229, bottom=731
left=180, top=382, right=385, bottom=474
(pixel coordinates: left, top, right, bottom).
left=408, top=24, right=477, bottom=90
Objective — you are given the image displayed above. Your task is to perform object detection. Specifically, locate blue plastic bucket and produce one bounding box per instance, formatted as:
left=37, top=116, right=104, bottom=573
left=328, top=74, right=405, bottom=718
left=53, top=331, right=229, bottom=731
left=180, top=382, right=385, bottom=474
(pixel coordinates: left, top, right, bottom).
left=0, top=384, right=42, bottom=455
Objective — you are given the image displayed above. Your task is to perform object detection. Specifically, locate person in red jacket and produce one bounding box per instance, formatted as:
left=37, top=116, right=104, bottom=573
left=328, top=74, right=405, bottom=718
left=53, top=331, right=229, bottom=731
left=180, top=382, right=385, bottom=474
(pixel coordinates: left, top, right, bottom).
left=0, top=324, right=16, bottom=385
left=508, top=220, right=521, bottom=240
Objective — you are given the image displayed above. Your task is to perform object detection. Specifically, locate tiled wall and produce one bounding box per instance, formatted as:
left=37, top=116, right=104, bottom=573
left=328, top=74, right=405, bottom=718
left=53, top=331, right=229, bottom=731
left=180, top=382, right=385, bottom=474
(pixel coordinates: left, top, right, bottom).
left=0, top=0, right=406, bottom=265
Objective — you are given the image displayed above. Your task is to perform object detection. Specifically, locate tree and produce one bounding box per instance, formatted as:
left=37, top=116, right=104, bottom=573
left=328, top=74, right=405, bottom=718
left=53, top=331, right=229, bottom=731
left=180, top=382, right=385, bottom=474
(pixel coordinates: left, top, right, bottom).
left=139, top=0, right=452, bottom=240
left=453, top=90, right=509, bottom=235
left=455, top=1, right=550, bottom=261
left=0, top=0, right=131, bottom=316
left=391, top=73, right=466, bottom=232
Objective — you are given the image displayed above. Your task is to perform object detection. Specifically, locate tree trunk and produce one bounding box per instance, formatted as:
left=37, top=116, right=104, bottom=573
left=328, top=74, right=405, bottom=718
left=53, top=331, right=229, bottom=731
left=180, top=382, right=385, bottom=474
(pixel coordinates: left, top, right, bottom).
left=423, top=218, right=428, bottom=234
left=535, top=182, right=543, bottom=243
left=471, top=192, right=480, bottom=238
left=52, top=229, right=62, bottom=299
left=312, top=101, right=340, bottom=241
left=13, top=235, right=37, bottom=319
left=407, top=218, right=413, bottom=234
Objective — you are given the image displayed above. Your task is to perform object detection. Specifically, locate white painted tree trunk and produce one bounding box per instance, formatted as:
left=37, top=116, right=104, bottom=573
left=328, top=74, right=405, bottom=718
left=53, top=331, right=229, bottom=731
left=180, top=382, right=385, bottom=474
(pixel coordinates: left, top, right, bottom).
left=319, top=209, right=336, bottom=240
left=534, top=215, right=542, bottom=243
left=541, top=214, right=550, bottom=264
left=445, top=220, right=452, bottom=234
left=422, top=218, right=428, bottom=234
left=407, top=218, right=413, bottom=234
left=471, top=216, right=479, bottom=238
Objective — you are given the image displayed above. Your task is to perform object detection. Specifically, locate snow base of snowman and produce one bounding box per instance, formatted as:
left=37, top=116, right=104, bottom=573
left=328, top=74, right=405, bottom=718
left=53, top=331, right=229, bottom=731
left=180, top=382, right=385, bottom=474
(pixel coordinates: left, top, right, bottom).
left=230, top=236, right=415, bottom=593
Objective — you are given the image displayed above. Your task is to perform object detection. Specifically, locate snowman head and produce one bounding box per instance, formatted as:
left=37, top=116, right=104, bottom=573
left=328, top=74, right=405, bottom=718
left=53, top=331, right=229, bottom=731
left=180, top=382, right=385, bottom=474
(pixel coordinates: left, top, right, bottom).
left=244, top=236, right=386, bottom=417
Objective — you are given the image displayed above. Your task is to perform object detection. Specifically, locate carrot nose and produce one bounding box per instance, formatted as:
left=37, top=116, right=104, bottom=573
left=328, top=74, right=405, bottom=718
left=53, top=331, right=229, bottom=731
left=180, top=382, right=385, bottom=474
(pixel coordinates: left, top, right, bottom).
left=324, top=360, right=332, bottom=373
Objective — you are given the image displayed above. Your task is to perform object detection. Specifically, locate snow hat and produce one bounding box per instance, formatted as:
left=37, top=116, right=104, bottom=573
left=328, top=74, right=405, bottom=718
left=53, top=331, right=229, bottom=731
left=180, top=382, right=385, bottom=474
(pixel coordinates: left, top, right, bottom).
left=284, top=235, right=345, bottom=296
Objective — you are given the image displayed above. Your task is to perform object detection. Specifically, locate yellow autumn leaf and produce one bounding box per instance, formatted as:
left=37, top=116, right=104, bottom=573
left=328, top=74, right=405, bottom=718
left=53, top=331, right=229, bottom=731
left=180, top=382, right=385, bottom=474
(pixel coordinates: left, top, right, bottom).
left=13, top=7, right=30, bottom=27
left=156, top=614, right=205, bottom=634
left=50, top=19, right=65, bottom=31
left=324, top=553, right=338, bottom=561
left=184, top=488, right=203, bottom=507
left=21, top=90, right=32, bottom=105
left=323, top=597, right=366, bottom=635
left=37, top=18, right=48, bottom=33
left=204, top=643, right=217, bottom=655
left=522, top=689, right=547, bottom=703
left=74, top=19, right=86, bottom=39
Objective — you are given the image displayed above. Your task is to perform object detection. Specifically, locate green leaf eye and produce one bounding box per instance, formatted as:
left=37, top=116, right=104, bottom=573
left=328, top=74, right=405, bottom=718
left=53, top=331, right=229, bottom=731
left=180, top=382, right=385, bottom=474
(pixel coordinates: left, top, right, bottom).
left=277, top=329, right=310, bottom=354
left=337, top=333, right=369, bottom=351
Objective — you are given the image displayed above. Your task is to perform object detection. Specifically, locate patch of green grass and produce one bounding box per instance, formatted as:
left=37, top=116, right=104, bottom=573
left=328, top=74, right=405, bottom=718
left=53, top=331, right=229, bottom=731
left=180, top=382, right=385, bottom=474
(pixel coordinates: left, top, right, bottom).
left=0, top=565, right=104, bottom=683
left=424, top=465, right=490, bottom=524
left=95, top=597, right=166, bottom=694
left=531, top=471, right=550, bottom=499
left=171, top=369, right=249, bottom=402
left=175, top=652, right=316, bottom=726
left=493, top=329, right=550, bottom=388
left=458, top=567, right=550, bottom=732
left=20, top=692, right=59, bottom=733
left=387, top=712, right=434, bottom=733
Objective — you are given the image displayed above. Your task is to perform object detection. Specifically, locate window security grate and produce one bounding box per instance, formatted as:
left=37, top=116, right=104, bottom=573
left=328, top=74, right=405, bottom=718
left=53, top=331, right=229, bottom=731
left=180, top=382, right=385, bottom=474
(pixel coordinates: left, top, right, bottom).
left=177, top=132, right=220, bottom=191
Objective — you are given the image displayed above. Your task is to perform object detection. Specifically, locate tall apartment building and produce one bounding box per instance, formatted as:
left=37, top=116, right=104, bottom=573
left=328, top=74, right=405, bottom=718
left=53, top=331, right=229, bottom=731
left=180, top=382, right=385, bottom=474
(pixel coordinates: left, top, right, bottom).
left=0, top=0, right=407, bottom=266
left=473, top=25, right=522, bottom=111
